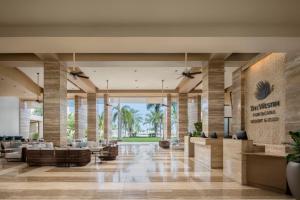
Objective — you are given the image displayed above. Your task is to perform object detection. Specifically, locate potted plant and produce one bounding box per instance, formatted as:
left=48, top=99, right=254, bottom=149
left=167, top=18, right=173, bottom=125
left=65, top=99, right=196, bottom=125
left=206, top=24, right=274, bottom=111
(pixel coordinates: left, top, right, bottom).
left=287, top=130, right=300, bottom=200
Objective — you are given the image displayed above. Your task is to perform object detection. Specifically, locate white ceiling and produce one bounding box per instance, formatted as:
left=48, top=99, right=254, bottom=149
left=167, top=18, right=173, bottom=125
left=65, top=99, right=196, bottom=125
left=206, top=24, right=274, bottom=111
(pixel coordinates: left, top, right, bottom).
left=1, top=0, right=299, bottom=26
left=18, top=67, right=79, bottom=90
left=17, top=61, right=205, bottom=90
left=0, top=0, right=299, bottom=38
left=82, top=66, right=188, bottom=90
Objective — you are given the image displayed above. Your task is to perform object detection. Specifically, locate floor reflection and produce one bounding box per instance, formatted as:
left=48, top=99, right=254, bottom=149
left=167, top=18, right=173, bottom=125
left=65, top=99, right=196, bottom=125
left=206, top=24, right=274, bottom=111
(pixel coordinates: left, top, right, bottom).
left=0, top=143, right=293, bottom=199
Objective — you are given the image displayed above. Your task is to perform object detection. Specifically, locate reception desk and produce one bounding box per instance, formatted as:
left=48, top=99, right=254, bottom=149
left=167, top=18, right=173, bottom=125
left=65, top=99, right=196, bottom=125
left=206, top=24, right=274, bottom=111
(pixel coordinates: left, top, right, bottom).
left=244, top=145, right=288, bottom=193
left=223, top=139, right=254, bottom=184
left=190, top=137, right=223, bottom=169
left=223, top=139, right=288, bottom=193
left=184, top=136, right=194, bottom=157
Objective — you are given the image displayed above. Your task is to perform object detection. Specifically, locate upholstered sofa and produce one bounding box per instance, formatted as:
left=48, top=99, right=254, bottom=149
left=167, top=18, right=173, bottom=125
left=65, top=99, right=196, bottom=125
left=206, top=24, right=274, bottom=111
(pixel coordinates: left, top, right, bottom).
left=99, top=145, right=118, bottom=160
left=26, top=148, right=91, bottom=166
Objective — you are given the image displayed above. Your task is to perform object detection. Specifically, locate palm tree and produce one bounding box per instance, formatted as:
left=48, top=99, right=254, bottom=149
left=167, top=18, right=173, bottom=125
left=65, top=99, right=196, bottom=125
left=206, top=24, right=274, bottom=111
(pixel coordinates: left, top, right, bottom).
left=112, top=105, right=130, bottom=137
left=171, top=102, right=178, bottom=130
left=146, top=103, right=164, bottom=136
left=67, top=113, right=75, bottom=141
left=98, top=111, right=104, bottom=136
left=144, top=109, right=163, bottom=137
left=127, top=108, right=142, bottom=137
left=113, top=105, right=143, bottom=138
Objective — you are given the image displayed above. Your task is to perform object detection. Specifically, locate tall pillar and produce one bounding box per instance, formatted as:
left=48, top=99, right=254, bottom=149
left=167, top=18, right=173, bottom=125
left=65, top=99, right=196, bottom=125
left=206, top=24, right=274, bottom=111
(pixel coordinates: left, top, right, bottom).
left=201, top=61, right=224, bottom=168
left=19, top=100, right=30, bottom=139
left=87, top=93, right=97, bottom=141
left=202, top=61, right=225, bottom=137
left=285, top=54, right=300, bottom=140
left=74, top=96, right=86, bottom=139
left=231, top=68, right=245, bottom=134
left=166, top=94, right=172, bottom=139
left=43, top=62, right=67, bottom=147
left=178, top=93, right=188, bottom=142
left=188, top=96, right=199, bottom=132
left=197, top=95, right=202, bottom=122
left=103, top=94, right=109, bottom=140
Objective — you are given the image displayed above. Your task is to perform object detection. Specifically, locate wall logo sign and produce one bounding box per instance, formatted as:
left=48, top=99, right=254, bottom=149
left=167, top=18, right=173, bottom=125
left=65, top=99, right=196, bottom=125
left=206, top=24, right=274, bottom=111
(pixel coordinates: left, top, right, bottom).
left=255, top=80, right=273, bottom=100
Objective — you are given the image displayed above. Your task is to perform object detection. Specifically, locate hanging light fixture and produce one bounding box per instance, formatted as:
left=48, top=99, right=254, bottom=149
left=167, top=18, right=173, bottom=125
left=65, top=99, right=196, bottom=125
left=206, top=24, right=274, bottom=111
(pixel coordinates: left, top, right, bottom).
left=161, top=80, right=168, bottom=107
left=35, top=72, right=41, bottom=103
left=106, top=80, right=112, bottom=107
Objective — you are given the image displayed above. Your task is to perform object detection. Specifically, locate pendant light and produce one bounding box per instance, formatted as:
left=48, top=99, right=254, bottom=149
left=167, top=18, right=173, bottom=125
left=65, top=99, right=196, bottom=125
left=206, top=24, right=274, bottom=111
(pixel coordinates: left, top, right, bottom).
left=106, top=80, right=112, bottom=107
left=35, top=72, right=41, bottom=103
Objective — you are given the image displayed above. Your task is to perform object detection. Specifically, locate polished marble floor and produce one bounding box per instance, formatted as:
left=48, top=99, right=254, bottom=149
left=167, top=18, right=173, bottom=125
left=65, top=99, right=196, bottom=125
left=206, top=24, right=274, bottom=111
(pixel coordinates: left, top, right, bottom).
left=0, top=143, right=294, bottom=199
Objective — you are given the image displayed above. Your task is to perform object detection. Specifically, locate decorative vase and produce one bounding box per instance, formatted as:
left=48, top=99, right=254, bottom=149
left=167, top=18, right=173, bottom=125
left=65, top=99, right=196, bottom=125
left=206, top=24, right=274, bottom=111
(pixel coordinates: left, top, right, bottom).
left=287, top=161, right=300, bottom=200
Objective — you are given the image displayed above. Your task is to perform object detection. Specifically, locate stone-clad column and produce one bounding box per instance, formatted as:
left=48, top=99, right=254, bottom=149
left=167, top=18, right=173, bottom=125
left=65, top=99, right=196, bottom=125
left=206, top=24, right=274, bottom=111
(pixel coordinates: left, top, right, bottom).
left=103, top=94, right=109, bottom=140
left=197, top=95, right=202, bottom=122
left=201, top=61, right=224, bottom=168
left=74, top=95, right=86, bottom=139
left=166, top=94, right=172, bottom=139
left=202, top=61, right=225, bottom=137
left=87, top=93, right=97, bottom=142
left=231, top=68, right=245, bottom=134
left=43, top=62, right=67, bottom=147
left=178, top=93, right=188, bottom=142
left=285, top=54, right=300, bottom=139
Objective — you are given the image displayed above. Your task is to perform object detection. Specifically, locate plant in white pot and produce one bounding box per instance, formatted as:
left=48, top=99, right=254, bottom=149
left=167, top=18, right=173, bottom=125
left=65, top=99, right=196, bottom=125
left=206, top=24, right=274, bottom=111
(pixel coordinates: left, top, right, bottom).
left=287, top=130, right=300, bottom=200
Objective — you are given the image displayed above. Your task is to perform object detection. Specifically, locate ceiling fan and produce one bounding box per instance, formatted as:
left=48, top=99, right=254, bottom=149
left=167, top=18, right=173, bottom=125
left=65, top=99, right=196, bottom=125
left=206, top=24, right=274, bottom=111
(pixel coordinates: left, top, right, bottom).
left=68, top=53, right=89, bottom=79
left=177, top=53, right=202, bottom=79
left=161, top=80, right=168, bottom=107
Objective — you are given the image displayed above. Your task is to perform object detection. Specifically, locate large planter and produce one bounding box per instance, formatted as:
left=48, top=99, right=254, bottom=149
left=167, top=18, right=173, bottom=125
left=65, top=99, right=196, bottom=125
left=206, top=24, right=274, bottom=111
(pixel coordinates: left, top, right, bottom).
left=159, top=140, right=170, bottom=149
left=287, top=161, right=300, bottom=200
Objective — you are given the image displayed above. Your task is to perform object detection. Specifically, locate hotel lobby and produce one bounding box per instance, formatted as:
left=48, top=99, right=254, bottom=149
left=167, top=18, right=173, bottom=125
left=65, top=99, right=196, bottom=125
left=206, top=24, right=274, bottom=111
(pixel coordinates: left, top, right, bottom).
left=0, top=0, right=300, bottom=199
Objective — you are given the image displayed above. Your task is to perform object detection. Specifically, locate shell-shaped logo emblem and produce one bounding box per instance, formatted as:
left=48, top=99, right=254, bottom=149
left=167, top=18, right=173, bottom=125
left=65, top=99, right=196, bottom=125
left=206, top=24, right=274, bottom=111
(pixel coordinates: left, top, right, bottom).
left=255, top=80, right=273, bottom=100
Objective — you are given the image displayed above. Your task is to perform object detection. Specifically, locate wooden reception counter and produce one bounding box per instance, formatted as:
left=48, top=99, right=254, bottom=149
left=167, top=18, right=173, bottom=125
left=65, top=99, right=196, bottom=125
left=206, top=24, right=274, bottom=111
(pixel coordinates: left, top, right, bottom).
left=223, top=139, right=254, bottom=184
left=184, top=136, right=194, bottom=157
left=223, top=139, right=288, bottom=193
left=190, top=137, right=223, bottom=169
left=244, top=147, right=288, bottom=193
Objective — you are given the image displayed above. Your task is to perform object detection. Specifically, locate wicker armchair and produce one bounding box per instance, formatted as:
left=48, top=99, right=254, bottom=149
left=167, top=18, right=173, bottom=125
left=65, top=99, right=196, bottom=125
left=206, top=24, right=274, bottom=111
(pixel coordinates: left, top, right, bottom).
left=99, top=145, right=118, bottom=160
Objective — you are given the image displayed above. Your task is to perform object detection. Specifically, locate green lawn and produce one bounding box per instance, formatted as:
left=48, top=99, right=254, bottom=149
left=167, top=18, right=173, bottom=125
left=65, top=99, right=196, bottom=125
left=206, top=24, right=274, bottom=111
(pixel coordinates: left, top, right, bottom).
left=121, top=137, right=161, bottom=142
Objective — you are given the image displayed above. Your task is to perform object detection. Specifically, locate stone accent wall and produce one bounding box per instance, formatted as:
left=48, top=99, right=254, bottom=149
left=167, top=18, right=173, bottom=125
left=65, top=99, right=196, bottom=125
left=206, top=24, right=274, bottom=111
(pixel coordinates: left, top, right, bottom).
left=231, top=68, right=245, bottom=134
left=19, top=100, right=30, bottom=139
left=285, top=54, right=300, bottom=138
left=74, top=96, right=86, bottom=139
left=201, top=61, right=225, bottom=137
left=87, top=93, right=97, bottom=141
left=43, top=62, right=67, bottom=147
left=178, top=93, right=188, bottom=142
left=244, top=53, right=286, bottom=144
